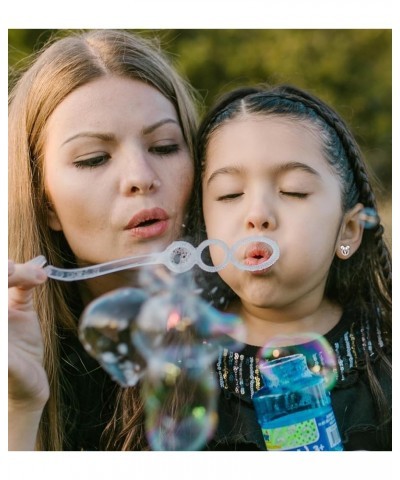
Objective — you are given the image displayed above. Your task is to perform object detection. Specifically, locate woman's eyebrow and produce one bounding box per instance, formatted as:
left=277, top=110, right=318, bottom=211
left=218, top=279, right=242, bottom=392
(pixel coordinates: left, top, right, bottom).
left=142, top=118, right=180, bottom=135
left=61, top=118, right=180, bottom=147
left=62, top=132, right=115, bottom=147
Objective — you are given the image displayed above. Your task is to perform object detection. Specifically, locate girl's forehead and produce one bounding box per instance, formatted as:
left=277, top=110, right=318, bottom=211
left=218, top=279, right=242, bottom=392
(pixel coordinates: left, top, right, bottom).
left=206, top=114, right=324, bottom=155
left=203, top=113, right=341, bottom=181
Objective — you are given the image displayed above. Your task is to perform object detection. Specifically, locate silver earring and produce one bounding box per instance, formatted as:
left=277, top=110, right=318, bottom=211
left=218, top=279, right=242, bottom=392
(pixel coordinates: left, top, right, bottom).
left=340, top=245, right=350, bottom=257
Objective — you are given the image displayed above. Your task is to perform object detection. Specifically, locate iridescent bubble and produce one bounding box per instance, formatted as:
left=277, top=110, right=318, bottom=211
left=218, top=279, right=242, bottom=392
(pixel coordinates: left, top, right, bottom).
left=257, top=332, right=338, bottom=390
left=143, top=353, right=218, bottom=451
left=188, top=301, right=246, bottom=353
left=78, top=287, right=149, bottom=386
left=358, top=207, right=380, bottom=229
left=132, top=282, right=246, bottom=363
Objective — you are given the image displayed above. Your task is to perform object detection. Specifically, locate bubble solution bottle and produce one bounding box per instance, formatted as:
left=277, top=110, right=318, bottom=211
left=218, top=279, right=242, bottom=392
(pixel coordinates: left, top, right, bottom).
left=253, top=353, right=343, bottom=451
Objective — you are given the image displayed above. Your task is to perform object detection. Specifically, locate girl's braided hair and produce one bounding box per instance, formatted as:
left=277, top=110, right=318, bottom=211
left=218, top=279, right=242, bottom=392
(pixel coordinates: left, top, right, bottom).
left=188, top=84, right=391, bottom=434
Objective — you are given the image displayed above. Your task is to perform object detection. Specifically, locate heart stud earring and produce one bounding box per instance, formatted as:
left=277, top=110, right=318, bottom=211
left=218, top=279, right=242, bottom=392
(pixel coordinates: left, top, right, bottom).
left=340, top=245, right=350, bottom=257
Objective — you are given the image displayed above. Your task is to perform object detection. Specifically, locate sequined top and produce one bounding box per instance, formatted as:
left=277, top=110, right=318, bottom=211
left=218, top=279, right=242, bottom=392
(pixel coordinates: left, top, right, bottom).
left=205, top=308, right=391, bottom=450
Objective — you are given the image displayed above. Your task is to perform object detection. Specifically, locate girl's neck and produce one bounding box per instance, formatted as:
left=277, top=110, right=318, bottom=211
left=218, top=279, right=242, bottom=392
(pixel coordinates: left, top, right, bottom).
left=227, top=297, right=342, bottom=347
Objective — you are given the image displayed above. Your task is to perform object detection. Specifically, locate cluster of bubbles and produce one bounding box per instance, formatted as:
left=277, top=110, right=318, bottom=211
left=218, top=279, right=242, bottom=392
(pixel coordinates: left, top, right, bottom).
left=78, top=268, right=245, bottom=451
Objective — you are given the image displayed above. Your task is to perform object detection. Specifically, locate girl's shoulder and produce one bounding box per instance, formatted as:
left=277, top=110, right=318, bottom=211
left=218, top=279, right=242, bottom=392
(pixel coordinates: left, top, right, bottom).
left=325, top=307, right=391, bottom=385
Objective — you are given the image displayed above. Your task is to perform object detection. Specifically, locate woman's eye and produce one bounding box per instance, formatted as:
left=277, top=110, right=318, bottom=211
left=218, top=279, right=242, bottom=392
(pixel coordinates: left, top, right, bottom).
left=217, top=193, right=243, bottom=201
left=280, top=191, right=308, bottom=198
left=150, top=144, right=180, bottom=156
left=73, top=154, right=110, bottom=169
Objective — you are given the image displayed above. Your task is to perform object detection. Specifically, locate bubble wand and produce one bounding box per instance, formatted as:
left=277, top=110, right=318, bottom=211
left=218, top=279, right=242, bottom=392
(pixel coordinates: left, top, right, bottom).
left=43, top=236, right=280, bottom=281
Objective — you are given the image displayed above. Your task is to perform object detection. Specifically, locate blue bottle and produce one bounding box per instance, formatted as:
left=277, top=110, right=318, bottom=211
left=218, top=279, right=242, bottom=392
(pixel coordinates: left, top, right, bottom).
left=253, top=353, right=343, bottom=451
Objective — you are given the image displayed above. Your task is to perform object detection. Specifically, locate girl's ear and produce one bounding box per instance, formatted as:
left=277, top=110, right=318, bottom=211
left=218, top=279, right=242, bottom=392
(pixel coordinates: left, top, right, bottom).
left=47, top=202, right=63, bottom=231
left=336, top=203, right=364, bottom=259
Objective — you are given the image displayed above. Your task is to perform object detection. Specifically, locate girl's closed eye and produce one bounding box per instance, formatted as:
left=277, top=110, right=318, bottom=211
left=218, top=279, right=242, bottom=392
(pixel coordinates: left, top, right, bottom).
left=279, top=190, right=309, bottom=198
left=73, top=153, right=111, bottom=169
left=217, top=192, right=244, bottom=201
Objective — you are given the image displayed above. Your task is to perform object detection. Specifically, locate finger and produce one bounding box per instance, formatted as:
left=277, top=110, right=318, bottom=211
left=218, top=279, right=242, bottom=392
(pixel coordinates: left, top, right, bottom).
left=9, top=260, right=15, bottom=277
left=8, top=260, right=48, bottom=290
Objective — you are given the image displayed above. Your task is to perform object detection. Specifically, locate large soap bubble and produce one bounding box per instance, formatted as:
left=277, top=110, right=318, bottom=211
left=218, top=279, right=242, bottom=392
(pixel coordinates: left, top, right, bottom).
left=79, top=287, right=149, bottom=387
left=132, top=273, right=246, bottom=364
left=143, top=349, right=219, bottom=451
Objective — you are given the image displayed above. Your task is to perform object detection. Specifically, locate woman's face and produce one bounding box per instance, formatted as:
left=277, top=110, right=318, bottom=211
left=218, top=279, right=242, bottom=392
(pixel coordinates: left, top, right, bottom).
left=202, top=115, right=344, bottom=314
left=43, top=76, right=194, bottom=268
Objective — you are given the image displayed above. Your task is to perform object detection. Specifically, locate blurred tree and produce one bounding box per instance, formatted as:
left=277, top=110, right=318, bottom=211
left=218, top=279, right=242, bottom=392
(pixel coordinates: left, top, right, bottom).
left=8, top=28, right=391, bottom=199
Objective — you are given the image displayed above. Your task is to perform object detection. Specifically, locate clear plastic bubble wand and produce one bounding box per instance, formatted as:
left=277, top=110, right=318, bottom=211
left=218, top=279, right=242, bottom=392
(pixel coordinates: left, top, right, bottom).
left=44, top=236, right=280, bottom=281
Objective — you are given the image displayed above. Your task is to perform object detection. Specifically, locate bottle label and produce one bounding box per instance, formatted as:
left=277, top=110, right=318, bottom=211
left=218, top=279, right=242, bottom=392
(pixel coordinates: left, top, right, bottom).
left=262, top=410, right=343, bottom=451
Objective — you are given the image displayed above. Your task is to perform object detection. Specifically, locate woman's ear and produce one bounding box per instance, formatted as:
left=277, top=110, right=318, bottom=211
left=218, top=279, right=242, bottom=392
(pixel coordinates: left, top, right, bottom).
left=47, top=202, right=63, bottom=231
left=336, top=203, right=364, bottom=260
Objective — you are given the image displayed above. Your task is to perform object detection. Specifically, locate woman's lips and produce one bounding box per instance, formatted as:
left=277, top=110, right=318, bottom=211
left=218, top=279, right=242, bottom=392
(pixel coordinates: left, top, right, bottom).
left=124, top=208, right=169, bottom=239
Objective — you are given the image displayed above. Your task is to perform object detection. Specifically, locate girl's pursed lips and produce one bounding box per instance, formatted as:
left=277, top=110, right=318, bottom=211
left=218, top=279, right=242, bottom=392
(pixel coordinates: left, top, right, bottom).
left=244, top=242, right=273, bottom=263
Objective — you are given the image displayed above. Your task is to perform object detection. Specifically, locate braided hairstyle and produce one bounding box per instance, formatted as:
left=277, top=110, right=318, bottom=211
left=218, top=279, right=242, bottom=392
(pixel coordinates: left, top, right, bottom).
left=188, top=84, right=391, bottom=428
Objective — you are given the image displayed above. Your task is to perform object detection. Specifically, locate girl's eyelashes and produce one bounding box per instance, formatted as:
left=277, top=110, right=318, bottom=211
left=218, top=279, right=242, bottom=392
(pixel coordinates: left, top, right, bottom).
left=216, top=191, right=309, bottom=201
left=217, top=192, right=243, bottom=201
left=280, top=190, right=309, bottom=198
left=149, top=143, right=181, bottom=156
left=73, top=154, right=110, bottom=169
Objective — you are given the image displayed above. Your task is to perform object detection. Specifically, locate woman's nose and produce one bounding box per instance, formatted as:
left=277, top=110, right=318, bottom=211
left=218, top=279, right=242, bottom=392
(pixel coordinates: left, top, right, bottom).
left=119, top=152, right=161, bottom=195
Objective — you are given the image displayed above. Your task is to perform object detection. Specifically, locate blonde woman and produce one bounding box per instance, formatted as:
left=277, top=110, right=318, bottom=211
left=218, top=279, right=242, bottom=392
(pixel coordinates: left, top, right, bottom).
left=8, top=29, right=198, bottom=450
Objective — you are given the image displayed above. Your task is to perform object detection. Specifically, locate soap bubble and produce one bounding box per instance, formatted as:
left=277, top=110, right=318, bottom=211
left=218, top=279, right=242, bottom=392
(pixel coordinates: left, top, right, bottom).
left=358, top=207, right=379, bottom=229
left=132, top=283, right=245, bottom=363
left=143, top=353, right=218, bottom=450
left=78, top=287, right=149, bottom=386
left=257, top=332, right=338, bottom=390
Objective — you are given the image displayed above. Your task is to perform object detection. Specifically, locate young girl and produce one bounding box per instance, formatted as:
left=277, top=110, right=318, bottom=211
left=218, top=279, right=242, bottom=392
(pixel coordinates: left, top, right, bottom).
left=190, top=85, right=391, bottom=450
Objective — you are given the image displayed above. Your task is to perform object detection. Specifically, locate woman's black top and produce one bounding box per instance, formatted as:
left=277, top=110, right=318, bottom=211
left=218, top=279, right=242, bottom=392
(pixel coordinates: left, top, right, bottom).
left=60, top=308, right=391, bottom=451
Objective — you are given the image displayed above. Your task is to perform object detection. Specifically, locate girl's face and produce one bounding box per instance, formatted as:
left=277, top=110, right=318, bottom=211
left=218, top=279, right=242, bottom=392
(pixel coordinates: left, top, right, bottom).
left=44, top=76, right=193, bottom=268
left=202, top=115, right=344, bottom=313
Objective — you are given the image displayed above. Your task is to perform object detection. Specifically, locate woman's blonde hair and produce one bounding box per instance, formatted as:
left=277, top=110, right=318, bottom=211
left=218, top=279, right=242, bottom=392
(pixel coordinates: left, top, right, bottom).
left=8, top=29, right=199, bottom=450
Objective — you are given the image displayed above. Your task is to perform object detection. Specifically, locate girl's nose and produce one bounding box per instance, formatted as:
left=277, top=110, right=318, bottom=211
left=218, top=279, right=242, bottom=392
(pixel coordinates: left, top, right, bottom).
left=246, top=201, right=276, bottom=231
left=119, top=152, right=161, bottom=195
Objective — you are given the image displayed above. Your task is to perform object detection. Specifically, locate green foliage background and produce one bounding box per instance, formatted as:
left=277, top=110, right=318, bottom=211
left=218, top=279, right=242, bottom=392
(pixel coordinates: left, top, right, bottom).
left=8, top=29, right=392, bottom=200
